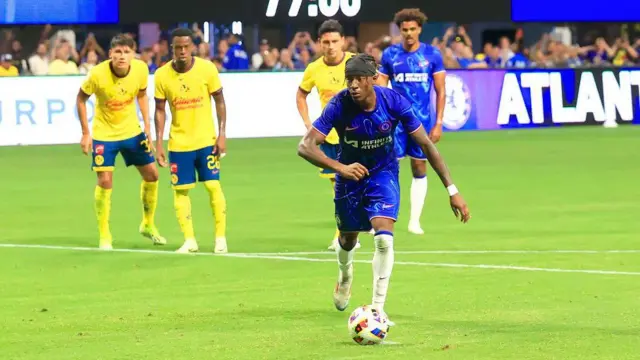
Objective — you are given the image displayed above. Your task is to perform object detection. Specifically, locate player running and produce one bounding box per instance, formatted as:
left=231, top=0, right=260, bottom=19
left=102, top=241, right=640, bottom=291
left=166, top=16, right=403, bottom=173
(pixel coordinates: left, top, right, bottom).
left=295, top=19, right=364, bottom=251
left=377, top=8, right=446, bottom=235
left=154, top=28, right=228, bottom=254
left=77, top=34, right=166, bottom=250
left=298, top=54, right=470, bottom=323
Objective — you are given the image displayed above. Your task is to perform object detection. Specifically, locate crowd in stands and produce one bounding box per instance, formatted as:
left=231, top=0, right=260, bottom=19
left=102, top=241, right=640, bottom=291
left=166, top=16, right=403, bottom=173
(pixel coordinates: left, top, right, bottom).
left=1, top=25, right=639, bottom=77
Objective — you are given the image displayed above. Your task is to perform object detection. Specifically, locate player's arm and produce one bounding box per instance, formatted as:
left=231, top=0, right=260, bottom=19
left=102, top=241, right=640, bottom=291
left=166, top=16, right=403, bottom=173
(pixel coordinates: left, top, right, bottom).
left=401, top=107, right=470, bottom=222
left=375, top=50, right=392, bottom=87
left=137, top=66, right=153, bottom=149
left=76, top=71, right=96, bottom=155
left=297, top=102, right=368, bottom=181
left=153, top=74, right=168, bottom=167
left=208, top=65, right=227, bottom=156
left=431, top=50, right=447, bottom=143
left=296, top=66, right=315, bottom=129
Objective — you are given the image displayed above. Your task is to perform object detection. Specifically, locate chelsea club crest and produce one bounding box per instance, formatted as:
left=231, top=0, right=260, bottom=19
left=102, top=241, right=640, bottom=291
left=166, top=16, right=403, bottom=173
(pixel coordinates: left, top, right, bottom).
left=442, top=75, right=472, bottom=130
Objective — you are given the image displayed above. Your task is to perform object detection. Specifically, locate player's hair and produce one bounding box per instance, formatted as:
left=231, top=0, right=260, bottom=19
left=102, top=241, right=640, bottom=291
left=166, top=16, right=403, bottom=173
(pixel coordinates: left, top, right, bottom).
left=345, top=53, right=377, bottom=77
left=393, top=8, right=428, bottom=27
left=110, top=34, right=136, bottom=50
left=170, top=28, right=194, bottom=41
left=318, top=20, right=344, bottom=38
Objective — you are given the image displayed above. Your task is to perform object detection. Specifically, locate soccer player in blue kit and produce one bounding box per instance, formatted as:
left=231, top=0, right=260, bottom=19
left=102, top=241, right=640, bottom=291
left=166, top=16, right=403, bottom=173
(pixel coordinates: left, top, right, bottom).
left=377, top=8, right=447, bottom=235
left=298, top=54, right=470, bottom=323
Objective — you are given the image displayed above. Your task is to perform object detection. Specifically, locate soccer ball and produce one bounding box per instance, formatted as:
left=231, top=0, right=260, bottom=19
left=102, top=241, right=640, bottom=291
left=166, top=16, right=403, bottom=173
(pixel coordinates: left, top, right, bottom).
left=347, top=305, right=389, bottom=345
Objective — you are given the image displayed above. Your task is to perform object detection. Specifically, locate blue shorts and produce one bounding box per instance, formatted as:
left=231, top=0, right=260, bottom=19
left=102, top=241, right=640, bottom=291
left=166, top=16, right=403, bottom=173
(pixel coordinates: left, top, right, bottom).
left=169, top=146, right=220, bottom=189
left=319, top=142, right=339, bottom=178
left=92, top=132, right=155, bottom=171
left=394, top=121, right=432, bottom=160
left=334, top=164, right=400, bottom=232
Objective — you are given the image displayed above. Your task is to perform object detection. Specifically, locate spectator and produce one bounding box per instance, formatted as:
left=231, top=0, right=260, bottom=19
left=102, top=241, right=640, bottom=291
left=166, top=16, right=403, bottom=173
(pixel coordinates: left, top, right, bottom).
left=274, top=48, right=295, bottom=71
left=28, top=42, right=50, bottom=75
left=79, top=33, right=106, bottom=62
left=0, top=54, right=19, bottom=76
left=258, top=52, right=277, bottom=70
left=295, top=48, right=311, bottom=69
left=48, top=40, right=79, bottom=75
left=154, top=39, right=170, bottom=68
left=212, top=56, right=225, bottom=72
left=451, top=36, right=487, bottom=68
left=498, top=36, right=515, bottom=65
left=140, top=47, right=158, bottom=73
left=222, top=34, right=249, bottom=70
left=252, top=38, right=270, bottom=69
left=288, top=32, right=317, bottom=64
left=197, top=42, right=211, bottom=60
left=79, top=50, right=98, bottom=74
left=9, top=39, right=27, bottom=73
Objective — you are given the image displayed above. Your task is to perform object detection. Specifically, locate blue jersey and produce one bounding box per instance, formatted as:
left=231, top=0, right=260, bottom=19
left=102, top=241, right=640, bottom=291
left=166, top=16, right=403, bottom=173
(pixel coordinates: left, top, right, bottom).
left=378, top=43, right=445, bottom=126
left=312, top=86, right=422, bottom=176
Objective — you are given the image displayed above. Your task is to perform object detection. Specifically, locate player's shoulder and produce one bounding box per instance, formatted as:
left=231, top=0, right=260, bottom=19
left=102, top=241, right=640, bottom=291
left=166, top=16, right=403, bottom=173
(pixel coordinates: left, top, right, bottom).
left=88, top=60, right=111, bottom=77
left=194, top=57, right=216, bottom=70
left=131, top=58, right=149, bottom=73
left=325, top=88, right=351, bottom=110
left=305, top=57, right=324, bottom=71
left=376, top=86, right=408, bottom=109
left=420, top=43, right=443, bottom=58
left=382, top=43, right=403, bottom=57
left=154, top=61, right=173, bottom=80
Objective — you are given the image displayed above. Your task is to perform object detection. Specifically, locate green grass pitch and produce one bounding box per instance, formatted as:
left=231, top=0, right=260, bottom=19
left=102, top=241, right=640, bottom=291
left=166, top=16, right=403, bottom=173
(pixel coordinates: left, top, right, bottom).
left=1, top=126, right=639, bottom=359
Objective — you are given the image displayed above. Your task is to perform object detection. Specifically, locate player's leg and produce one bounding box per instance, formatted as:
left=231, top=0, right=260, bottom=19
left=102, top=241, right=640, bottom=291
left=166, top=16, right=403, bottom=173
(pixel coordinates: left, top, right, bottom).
left=196, top=146, right=227, bottom=253
left=365, top=167, right=400, bottom=324
left=91, top=141, right=118, bottom=250
left=332, top=181, right=367, bottom=311
left=123, top=133, right=166, bottom=245
left=407, top=136, right=429, bottom=235
left=169, top=151, right=198, bottom=253
left=322, top=143, right=362, bottom=250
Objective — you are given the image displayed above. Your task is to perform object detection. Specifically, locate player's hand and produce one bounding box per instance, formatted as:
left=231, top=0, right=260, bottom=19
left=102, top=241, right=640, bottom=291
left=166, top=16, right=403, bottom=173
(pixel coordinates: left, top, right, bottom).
left=80, top=134, right=92, bottom=155
left=337, top=163, right=369, bottom=181
left=213, top=135, right=226, bottom=159
left=450, top=193, right=471, bottom=223
left=145, top=132, right=156, bottom=154
left=429, top=124, right=443, bottom=144
left=156, top=146, right=168, bottom=167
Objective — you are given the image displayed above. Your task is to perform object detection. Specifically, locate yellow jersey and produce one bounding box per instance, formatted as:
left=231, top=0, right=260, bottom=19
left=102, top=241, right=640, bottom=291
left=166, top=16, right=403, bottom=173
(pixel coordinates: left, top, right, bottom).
left=80, top=59, right=149, bottom=141
left=0, top=65, right=18, bottom=76
left=154, top=57, right=222, bottom=152
left=299, top=52, right=354, bottom=145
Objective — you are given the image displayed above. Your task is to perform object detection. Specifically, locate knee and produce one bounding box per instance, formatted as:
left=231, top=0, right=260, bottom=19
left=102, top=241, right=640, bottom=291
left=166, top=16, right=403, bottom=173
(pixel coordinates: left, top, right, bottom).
left=204, top=180, right=222, bottom=193
left=338, top=232, right=359, bottom=250
left=173, top=189, right=189, bottom=203
left=144, top=172, right=159, bottom=182
left=374, top=232, right=394, bottom=251
left=97, top=174, right=113, bottom=189
left=411, top=161, right=426, bottom=178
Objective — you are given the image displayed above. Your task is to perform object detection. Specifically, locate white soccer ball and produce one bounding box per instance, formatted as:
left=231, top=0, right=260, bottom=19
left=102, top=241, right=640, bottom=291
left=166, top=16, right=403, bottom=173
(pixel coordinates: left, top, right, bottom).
left=347, top=305, right=390, bottom=345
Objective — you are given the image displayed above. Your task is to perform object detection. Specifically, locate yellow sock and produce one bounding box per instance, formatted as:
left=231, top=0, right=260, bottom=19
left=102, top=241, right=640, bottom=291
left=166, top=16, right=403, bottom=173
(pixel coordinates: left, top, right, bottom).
left=330, top=178, right=339, bottom=240
left=140, top=180, right=159, bottom=227
left=204, top=180, right=227, bottom=239
left=173, top=189, right=195, bottom=240
left=94, top=186, right=112, bottom=240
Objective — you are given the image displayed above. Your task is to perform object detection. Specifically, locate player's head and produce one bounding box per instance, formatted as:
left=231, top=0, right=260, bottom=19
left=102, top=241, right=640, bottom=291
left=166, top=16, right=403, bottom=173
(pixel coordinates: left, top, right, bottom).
left=344, top=54, right=378, bottom=103
left=109, top=34, right=136, bottom=70
left=393, top=8, right=427, bottom=47
left=318, top=20, right=345, bottom=62
left=171, top=28, right=195, bottom=66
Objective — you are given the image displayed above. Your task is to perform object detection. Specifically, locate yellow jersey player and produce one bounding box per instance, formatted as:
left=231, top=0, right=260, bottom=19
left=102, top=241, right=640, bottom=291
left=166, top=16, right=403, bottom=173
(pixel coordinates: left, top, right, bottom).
left=296, top=20, right=362, bottom=251
left=154, top=28, right=228, bottom=254
left=76, top=34, right=166, bottom=250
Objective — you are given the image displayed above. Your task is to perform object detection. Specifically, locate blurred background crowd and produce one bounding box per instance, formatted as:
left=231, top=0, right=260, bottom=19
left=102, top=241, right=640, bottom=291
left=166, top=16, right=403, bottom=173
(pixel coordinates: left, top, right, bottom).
left=1, top=22, right=639, bottom=77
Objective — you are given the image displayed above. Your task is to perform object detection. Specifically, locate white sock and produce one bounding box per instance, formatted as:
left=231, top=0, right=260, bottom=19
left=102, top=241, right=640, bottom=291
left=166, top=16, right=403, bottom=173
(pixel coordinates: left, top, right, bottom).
left=409, top=176, right=428, bottom=225
left=372, top=232, right=394, bottom=310
left=336, top=242, right=355, bottom=283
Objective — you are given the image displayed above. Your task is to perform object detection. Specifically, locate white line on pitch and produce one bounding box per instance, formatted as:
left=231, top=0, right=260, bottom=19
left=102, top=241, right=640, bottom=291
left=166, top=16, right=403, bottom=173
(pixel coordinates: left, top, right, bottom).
left=2, top=243, right=640, bottom=276
left=240, top=249, right=640, bottom=255
left=3, top=243, right=640, bottom=256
